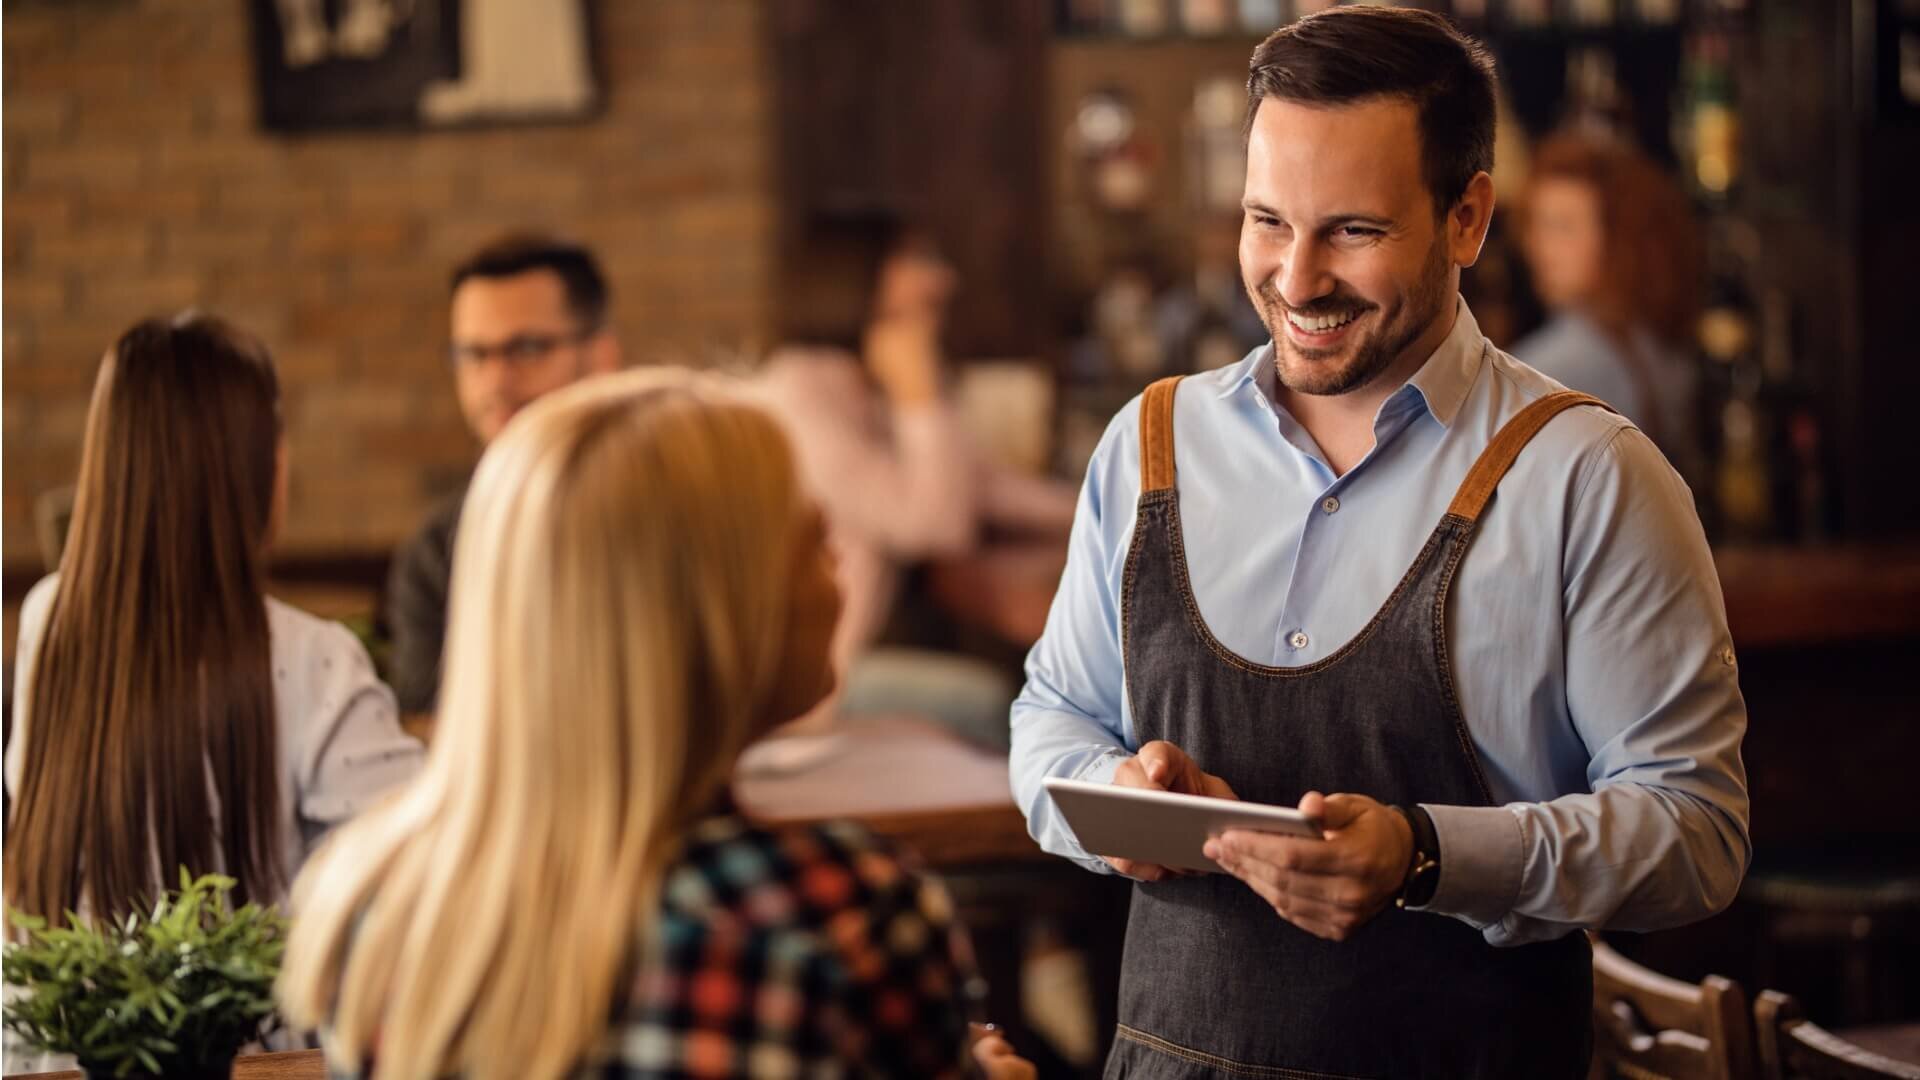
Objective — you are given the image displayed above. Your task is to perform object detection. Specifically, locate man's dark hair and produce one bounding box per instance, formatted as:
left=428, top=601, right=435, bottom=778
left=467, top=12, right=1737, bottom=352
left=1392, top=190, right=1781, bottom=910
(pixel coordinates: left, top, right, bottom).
left=1246, top=6, right=1497, bottom=216
left=449, top=231, right=610, bottom=330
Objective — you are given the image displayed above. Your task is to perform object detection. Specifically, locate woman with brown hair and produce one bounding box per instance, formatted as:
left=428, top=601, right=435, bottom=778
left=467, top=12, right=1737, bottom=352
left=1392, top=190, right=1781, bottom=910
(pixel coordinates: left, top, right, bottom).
left=1514, top=131, right=1705, bottom=474
left=4, top=313, right=424, bottom=924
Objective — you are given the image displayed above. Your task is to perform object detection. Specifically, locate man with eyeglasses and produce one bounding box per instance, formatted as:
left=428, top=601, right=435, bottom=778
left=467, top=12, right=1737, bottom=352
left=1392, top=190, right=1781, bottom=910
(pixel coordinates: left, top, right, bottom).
left=385, top=232, right=622, bottom=715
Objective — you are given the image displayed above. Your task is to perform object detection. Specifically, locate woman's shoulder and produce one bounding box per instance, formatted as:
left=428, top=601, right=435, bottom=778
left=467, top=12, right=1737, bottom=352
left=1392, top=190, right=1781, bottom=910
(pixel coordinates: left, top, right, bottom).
left=262, top=597, right=391, bottom=720
left=265, top=598, right=376, bottom=672
left=663, top=815, right=943, bottom=932
left=15, top=573, right=61, bottom=645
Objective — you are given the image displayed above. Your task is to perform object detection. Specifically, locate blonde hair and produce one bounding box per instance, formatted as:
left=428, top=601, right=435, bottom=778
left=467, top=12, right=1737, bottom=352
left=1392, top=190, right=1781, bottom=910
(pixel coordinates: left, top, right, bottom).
left=278, top=368, right=808, bottom=1080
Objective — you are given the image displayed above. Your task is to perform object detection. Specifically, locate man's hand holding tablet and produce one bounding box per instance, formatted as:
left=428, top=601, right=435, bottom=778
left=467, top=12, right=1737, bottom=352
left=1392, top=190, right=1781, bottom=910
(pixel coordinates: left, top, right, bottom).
left=1204, top=792, right=1416, bottom=943
left=1107, top=741, right=1238, bottom=881
left=1051, top=743, right=1419, bottom=941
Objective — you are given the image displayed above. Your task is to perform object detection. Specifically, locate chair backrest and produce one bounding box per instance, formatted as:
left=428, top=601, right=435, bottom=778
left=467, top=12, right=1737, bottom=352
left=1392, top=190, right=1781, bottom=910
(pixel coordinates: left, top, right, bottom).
left=1589, top=933, right=1758, bottom=1080
left=1756, top=991, right=1920, bottom=1080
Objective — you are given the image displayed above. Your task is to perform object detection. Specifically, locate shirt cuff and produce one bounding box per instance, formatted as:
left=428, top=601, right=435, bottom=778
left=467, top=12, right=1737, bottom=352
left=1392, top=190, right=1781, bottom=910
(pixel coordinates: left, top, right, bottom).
left=1061, top=750, right=1130, bottom=875
left=1415, top=803, right=1524, bottom=930
left=1073, top=749, right=1128, bottom=786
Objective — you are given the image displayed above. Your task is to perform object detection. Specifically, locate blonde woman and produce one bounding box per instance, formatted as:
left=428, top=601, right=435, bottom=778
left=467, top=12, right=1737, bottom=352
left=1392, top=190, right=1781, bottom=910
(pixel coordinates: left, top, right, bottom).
left=279, top=369, right=1032, bottom=1079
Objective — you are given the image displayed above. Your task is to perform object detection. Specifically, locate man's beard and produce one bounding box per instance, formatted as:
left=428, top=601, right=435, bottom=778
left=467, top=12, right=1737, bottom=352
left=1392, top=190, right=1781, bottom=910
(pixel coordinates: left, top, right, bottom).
left=1249, top=235, right=1453, bottom=397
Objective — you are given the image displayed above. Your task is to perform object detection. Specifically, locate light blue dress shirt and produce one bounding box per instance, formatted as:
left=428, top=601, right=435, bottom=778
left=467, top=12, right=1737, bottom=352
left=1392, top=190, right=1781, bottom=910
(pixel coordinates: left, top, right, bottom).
left=1011, top=301, right=1751, bottom=947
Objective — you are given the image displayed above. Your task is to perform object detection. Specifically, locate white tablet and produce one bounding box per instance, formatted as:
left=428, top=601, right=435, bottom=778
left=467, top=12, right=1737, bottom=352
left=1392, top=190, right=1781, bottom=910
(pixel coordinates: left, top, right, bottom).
left=1043, top=776, right=1323, bottom=874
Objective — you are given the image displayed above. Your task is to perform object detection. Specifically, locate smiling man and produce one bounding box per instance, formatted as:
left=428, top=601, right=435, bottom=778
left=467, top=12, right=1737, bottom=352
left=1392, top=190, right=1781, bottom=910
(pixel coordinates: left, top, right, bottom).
left=385, top=232, right=621, bottom=714
left=1009, top=8, right=1749, bottom=1078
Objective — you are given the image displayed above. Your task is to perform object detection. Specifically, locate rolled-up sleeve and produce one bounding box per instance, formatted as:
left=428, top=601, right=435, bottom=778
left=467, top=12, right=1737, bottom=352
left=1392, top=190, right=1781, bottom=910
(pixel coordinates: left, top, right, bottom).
left=1421, top=425, right=1750, bottom=945
left=1010, top=403, right=1143, bottom=873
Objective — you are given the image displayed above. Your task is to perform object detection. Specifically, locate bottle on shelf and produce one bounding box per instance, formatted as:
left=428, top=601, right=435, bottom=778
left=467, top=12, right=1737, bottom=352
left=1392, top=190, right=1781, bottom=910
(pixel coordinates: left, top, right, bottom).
left=1500, top=0, right=1556, bottom=30
left=1567, top=0, right=1616, bottom=27
left=1116, top=0, right=1172, bottom=37
left=1563, top=46, right=1630, bottom=134
left=1179, top=0, right=1236, bottom=35
left=1186, top=77, right=1247, bottom=214
left=1696, top=250, right=1770, bottom=543
left=1676, top=30, right=1741, bottom=201
left=1634, top=0, right=1681, bottom=25
left=1236, top=0, right=1288, bottom=32
left=1755, top=288, right=1830, bottom=543
left=1451, top=0, right=1491, bottom=24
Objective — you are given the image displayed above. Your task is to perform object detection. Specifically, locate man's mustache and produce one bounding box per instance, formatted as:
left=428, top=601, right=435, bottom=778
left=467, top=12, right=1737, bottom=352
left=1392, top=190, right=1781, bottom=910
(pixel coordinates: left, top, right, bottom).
left=1256, top=284, right=1376, bottom=321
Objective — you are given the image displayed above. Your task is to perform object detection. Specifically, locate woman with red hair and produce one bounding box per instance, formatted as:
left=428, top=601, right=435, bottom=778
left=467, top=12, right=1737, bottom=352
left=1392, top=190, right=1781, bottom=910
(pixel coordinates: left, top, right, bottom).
left=1514, top=132, right=1704, bottom=475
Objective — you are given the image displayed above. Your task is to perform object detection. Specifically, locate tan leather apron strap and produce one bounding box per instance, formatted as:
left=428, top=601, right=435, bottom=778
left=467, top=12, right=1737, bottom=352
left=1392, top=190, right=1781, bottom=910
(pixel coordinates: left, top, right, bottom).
left=1446, top=391, right=1616, bottom=524
left=1140, top=376, right=1184, bottom=494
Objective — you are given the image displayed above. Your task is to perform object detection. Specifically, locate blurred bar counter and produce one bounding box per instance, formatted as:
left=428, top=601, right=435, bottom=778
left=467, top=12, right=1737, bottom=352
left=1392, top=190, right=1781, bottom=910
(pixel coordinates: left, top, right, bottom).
left=930, top=539, right=1920, bottom=655
left=1713, top=543, right=1920, bottom=649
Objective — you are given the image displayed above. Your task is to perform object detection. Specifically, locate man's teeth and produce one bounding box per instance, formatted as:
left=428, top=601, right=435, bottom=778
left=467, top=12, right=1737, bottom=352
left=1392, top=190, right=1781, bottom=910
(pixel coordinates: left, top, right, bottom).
left=1287, top=310, right=1358, bottom=333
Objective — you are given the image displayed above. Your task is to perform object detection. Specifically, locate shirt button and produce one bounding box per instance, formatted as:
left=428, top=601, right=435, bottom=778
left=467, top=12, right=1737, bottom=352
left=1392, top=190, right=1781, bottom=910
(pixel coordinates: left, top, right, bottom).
left=1289, top=630, right=1309, bottom=650
left=1321, top=496, right=1341, bottom=514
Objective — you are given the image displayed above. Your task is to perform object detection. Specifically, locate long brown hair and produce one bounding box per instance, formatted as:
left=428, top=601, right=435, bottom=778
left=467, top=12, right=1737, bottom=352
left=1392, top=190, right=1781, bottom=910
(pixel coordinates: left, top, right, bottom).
left=6, top=313, right=285, bottom=920
left=1520, top=131, right=1703, bottom=348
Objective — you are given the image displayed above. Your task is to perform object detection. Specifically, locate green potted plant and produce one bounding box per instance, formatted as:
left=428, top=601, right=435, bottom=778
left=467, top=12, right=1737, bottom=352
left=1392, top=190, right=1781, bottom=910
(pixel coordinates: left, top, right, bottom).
left=3, top=870, right=288, bottom=1079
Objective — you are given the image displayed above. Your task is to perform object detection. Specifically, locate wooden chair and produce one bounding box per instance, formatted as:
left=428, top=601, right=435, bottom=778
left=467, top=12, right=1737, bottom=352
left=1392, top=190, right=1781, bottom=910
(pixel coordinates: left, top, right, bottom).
left=1589, top=933, right=1758, bottom=1080
left=1755, top=991, right=1920, bottom=1080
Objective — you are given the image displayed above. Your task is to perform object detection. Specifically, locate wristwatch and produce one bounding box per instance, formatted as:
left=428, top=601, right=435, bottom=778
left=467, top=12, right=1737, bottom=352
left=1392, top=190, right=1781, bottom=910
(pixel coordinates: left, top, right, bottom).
left=1391, top=804, right=1441, bottom=909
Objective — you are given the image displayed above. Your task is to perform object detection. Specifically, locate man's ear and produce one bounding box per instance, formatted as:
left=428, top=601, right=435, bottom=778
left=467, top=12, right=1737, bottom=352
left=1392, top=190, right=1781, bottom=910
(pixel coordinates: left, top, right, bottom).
left=587, top=331, right=622, bottom=374
left=1450, top=171, right=1496, bottom=269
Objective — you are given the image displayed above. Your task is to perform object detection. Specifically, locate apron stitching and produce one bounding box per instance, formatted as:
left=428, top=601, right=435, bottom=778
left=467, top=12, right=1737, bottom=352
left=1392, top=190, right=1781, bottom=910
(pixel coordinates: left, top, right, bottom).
left=1119, top=493, right=1165, bottom=739
left=1115, top=1024, right=1377, bottom=1080
left=1430, top=514, right=1498, bottom=807
left=1160, top=493, right=1452, bottom=679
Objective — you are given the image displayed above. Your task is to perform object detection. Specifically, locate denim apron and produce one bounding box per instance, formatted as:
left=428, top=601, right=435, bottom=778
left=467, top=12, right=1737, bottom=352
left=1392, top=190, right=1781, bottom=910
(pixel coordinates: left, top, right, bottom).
left=1105, top=376, right=1603, bottom=1079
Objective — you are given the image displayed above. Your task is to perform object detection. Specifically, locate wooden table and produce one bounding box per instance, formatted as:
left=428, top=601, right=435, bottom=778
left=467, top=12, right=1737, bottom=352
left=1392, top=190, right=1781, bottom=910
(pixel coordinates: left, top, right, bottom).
left=929, top=539, right=1920, bottom=652
left=16, top=1049, right=324, bottom=1080
left=734, top=713, right=1044, bottom=867
left=380, top=712, right=1045, bottom=871
left=740, top=714, right=1125, bottom=1074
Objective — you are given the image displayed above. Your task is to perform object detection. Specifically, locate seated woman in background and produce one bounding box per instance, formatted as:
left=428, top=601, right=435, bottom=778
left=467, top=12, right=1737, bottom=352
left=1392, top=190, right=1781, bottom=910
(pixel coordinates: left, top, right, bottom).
left=278, top=369, right=1033, bottom=1079
left=752, top=210, right=1076, bottom=750
left=3, top=314, right=424, bottom=1069
left=1514, top=131, right=1705, bottom=479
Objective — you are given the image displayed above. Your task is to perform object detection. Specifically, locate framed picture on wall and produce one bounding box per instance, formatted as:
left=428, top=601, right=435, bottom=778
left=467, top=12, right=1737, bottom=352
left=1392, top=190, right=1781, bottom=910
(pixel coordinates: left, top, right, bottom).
left=248, top=0, right=600, bottom=132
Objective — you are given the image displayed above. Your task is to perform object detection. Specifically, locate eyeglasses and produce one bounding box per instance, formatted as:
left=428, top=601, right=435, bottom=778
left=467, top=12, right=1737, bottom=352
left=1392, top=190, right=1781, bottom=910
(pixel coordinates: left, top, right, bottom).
left=446, top=329, right=596, bottom=368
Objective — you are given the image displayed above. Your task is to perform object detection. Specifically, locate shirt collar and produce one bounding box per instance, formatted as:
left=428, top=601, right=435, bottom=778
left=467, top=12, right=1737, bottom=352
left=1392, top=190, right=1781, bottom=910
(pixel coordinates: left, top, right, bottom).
left=1216, top=298, right=1487, bottom=431
left=1396, top=298, right=1484, bottom=429
left=1213, top=341, right=1271, bottom=400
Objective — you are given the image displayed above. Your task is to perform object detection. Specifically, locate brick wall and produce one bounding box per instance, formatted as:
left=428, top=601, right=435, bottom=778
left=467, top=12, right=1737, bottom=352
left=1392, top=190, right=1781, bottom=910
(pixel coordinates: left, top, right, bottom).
left=2, top=0, right=775, bottom=569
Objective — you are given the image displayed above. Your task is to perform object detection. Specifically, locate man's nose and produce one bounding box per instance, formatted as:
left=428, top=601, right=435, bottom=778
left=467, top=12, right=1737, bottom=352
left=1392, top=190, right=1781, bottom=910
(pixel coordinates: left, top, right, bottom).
left=1275, top=237, right=1336, bottom=309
